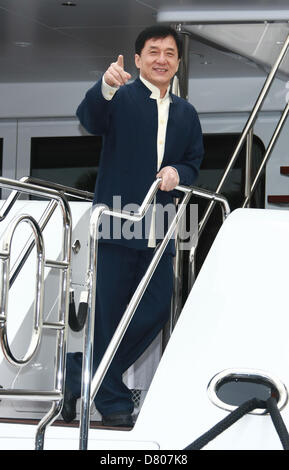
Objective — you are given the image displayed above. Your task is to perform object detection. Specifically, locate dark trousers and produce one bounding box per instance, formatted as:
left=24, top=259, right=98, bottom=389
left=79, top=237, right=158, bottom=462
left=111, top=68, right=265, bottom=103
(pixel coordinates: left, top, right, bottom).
left=66, top=243, right=173, bottom=416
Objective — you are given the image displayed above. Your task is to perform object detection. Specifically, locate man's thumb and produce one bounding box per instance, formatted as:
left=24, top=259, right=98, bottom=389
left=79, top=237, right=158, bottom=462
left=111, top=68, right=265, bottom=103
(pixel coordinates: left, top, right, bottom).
left=117, top=54, right=124, bottom=69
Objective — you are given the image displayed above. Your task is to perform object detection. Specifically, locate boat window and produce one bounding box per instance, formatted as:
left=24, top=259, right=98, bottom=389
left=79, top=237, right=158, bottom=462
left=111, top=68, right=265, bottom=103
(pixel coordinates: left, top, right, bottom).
left=30, top=135, right=102, bottom=195
left=197, top=133, right=265, bottom=209
left=208, top=369, right=288, bottom=415
left=216, top=375, right=279, bottom=407
left=0, top=138, right=3, bottom=199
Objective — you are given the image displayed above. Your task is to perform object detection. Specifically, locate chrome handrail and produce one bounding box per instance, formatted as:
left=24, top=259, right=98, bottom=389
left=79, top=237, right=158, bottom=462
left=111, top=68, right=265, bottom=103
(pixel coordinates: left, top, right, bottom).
left=0, top=176, right=93, bottom=288
left=172, top=186, right=230, bottom=331
left=79, top=177, right=162, bottom=448
left=0, top=176, right=93, bottom=222
left=198, top=32, right=289, bottom=236
left=0, top=214, right=45, bottom=366
left=78, top=179, right=230, bottom=450
left=9, top=200, right=59, bottom=287
left=242, top=99, right=289, bottom=207
left=0, top=176, right=72, bottom=450
left=0, top=176, right=229, bottom=450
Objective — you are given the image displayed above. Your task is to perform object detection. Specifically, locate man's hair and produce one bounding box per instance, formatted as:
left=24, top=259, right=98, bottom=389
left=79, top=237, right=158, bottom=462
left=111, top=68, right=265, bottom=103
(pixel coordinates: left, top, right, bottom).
left=135, top=25, right=183, bottom=58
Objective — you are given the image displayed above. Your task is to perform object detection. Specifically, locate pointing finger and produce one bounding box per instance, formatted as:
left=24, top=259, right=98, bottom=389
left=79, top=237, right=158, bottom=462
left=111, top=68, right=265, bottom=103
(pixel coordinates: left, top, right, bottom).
left=104, top=55, right=131, bottom=87
left=117, top=54, right=124, bottom=69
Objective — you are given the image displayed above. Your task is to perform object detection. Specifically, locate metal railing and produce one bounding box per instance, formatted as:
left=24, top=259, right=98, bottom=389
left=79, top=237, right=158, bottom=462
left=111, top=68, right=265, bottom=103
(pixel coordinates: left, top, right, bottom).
left=242, top=98, right=289, bottom=208
left=0, top=176, right=73, bottom=450
left=172, top=186, right=231, bottom=330
left=0, top=176, right=93, bottom=288
left=78, top=178, right=230, bottom=450
left=0, top=175, right=229, bottom=450
left=198, top=32, right=289, bottom=237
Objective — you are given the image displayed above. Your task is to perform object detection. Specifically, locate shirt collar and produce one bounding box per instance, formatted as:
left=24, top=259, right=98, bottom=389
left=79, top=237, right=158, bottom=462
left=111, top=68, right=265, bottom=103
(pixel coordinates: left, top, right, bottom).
left=139, top=75, right=170, bottom=101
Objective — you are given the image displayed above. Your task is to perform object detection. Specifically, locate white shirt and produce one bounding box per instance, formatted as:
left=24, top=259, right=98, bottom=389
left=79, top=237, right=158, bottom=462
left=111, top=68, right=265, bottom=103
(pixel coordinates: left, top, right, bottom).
left=138, top=75, right=171, bottom=172
left=101, top=75, right=173, bottom=247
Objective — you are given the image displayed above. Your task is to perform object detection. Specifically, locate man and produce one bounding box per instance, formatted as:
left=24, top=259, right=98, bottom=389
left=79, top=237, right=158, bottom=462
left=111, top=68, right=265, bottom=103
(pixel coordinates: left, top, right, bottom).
left=62, top=25, right=204, bottom=427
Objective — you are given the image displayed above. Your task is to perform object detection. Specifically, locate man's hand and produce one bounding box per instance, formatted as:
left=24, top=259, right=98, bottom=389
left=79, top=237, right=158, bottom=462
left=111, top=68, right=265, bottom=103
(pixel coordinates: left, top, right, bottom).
left=104, top=55, right=131, bottom=87
left=157, top=166, right=180, bottom=191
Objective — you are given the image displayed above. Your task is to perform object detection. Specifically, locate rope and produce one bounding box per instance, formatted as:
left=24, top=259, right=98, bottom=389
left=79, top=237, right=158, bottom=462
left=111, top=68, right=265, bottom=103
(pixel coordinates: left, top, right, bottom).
left=266, top=396, right=289, bottom=450
left=184, top=396, right=289, bottom=450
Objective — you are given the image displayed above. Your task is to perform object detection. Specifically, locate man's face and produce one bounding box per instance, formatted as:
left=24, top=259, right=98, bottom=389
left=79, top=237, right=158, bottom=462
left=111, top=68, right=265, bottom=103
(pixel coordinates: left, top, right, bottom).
left=135, top=35, right=180, bottom=92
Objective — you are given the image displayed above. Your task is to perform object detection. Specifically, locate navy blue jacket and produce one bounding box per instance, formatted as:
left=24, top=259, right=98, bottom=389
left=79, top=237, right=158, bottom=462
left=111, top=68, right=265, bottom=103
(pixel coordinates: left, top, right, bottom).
left=76, top=77, right=204, bottom=252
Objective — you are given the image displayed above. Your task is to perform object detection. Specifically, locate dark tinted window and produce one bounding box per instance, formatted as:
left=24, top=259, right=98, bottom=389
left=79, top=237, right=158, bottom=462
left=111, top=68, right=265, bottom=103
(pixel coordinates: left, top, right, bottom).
left=30, top=135, right=102, bottom=193
left=196, top=133, right=265, bottom=209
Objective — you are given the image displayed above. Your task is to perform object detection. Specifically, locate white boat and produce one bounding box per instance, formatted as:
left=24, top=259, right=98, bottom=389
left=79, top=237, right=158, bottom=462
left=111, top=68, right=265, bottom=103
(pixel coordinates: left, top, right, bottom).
left=0, top=0, right=289, bottom=451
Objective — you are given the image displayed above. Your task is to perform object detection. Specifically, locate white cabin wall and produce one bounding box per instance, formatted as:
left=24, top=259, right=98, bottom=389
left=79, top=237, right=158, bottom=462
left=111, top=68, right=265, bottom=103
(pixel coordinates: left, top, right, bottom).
left=0, top=81, right=94, bottom=119
left=189, top=76, right=288, bottom=113
left=0, top=75, right=288, bottom=119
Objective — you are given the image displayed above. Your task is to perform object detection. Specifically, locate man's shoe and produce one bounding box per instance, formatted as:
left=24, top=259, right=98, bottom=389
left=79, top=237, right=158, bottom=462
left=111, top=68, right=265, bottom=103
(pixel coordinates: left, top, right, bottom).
left=102, top=412, right=134, bottom=427
left=61, top=388, right=77, bottom=423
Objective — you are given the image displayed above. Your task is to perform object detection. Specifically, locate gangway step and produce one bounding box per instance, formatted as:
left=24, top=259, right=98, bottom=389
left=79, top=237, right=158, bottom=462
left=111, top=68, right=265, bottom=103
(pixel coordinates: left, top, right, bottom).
left=0, top=390, right=62, bottom=401
left=0, top=417, right=132, bottom=431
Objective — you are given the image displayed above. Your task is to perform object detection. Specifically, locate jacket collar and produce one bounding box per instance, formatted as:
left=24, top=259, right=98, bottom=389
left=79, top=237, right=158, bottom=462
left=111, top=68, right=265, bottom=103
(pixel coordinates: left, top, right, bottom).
left=134, top=76, right=176, bottom=104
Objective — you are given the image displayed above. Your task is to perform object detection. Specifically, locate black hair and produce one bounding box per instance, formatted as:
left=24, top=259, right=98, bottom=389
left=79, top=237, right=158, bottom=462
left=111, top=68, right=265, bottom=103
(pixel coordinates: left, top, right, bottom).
left=135, top=25, right=182, bottom=59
